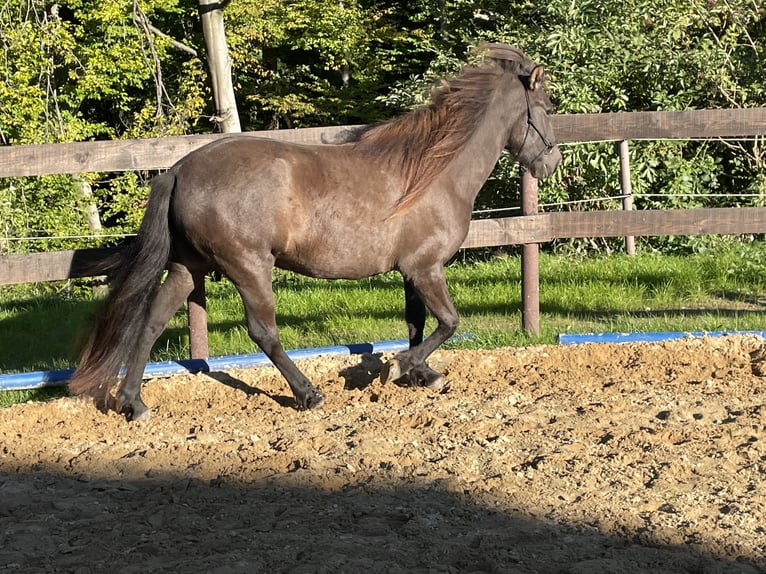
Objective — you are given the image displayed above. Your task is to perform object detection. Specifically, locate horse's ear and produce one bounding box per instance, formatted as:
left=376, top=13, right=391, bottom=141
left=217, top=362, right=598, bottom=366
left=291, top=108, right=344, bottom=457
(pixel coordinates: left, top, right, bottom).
left=529, top=65, right=545, bottom=91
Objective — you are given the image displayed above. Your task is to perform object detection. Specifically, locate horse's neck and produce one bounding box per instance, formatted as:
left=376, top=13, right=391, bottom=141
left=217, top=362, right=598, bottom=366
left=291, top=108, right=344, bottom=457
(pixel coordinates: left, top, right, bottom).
left=441, top=81, right=520, bottom=208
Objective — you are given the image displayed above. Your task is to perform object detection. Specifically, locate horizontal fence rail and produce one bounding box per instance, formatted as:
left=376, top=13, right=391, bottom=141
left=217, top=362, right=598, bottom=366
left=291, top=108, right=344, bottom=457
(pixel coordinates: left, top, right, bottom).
left=552, top=108, right=766, bottom=143
left=4, top=207, right=766, bottom=285
left=0, top=126, right=360, bottom=177
left=1, top=108, right=765, bottom=178
left=0, top=247, right=124, bottom=285
left=462, top=207, right=766, bottom=248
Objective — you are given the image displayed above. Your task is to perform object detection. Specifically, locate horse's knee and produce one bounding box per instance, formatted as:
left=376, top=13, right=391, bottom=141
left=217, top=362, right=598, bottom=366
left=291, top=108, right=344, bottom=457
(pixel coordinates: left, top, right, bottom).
left=247, top=323, right=280, bottom=353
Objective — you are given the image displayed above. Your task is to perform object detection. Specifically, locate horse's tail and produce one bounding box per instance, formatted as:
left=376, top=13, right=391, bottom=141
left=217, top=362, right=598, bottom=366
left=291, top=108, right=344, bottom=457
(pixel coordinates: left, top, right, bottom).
left=68, top=171, right=177, bottom=407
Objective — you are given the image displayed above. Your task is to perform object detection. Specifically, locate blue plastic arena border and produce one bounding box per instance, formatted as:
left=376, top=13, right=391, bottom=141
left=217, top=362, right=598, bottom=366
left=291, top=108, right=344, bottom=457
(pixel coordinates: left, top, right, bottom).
left=13, top=330, right=759, bottom=391
left=558, top=330, right=766, bottom=345
left=0, top=339, right=411, bottom=392
left=0, top=333, right=476, bottom=392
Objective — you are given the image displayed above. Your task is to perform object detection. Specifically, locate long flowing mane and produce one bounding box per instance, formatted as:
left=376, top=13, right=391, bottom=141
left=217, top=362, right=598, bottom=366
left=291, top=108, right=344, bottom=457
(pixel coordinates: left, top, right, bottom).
left=347, top=43, right=537, bottom=214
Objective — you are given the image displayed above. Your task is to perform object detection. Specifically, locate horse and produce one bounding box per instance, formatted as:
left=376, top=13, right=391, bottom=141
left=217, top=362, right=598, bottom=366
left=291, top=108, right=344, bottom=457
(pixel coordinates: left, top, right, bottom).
left=68, top=43, right=562, bottom=421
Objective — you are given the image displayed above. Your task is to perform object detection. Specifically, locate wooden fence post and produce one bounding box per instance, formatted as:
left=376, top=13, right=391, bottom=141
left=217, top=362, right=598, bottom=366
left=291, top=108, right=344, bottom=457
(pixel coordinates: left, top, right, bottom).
left=521, top=168, right=540, bottom=335
left=188, top=278, right=209, bottom=359
left=188, top=0, right=241, bottom=359
left=618, top=140, right=636, bottom=255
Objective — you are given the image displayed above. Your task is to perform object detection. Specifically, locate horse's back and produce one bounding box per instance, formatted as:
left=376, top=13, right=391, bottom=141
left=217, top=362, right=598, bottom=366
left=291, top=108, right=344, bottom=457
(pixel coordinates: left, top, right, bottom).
left=167, top=136, right=406, bottom=279
left=173, top=136, right=400, bottom=208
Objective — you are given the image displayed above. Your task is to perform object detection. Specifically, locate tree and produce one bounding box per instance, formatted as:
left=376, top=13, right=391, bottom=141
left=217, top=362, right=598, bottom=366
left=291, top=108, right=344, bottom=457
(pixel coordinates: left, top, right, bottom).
left=0, top=0, right=207, bottom=253
left=1, top=0, right=764, bottom=256
left=198, top=0, right=240, bottom=133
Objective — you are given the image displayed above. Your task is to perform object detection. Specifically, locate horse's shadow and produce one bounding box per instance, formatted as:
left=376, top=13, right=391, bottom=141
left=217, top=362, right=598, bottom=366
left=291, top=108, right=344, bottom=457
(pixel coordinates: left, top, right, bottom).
left=206, top=371, right=296, bottom=408
left=205, top=352, right=386, bottom=408
left=339, top=353, right=385, bottom=391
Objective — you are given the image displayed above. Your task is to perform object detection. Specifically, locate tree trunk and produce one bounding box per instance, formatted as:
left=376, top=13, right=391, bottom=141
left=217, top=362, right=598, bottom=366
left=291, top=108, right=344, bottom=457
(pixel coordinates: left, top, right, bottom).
left=198, top=0, right=241, bottom=133
left=74, top=176, right=102, bottom=231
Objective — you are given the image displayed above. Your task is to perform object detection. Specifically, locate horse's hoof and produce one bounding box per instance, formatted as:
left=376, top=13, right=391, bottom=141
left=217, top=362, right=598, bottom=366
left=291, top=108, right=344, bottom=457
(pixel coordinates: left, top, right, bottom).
left=96, top=394, right=117, bottom=414
left=380, top=359, right=401, bottom=384
left=130, top=406, right=152, bottom=422
left=119, top=400, right=151, bottom=422
left=423, top=374, right=447, bottom=390
left=303, top=388, right=325, bottom=410
left=400, top=364, right=447, bottom=390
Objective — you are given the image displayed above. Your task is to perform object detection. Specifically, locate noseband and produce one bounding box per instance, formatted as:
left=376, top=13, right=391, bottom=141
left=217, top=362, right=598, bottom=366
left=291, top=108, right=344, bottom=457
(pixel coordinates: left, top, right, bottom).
left=521, top=88, right=555, bottom=157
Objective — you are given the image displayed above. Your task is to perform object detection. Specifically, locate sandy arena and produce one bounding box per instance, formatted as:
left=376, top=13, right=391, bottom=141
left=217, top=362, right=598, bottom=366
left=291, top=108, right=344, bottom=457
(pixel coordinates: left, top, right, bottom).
left=1, top=335, right=765, bottom=573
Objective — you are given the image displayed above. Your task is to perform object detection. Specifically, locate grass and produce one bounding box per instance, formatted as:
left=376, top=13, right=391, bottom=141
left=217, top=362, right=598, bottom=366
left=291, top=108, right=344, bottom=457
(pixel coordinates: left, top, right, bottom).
left=2, top=244, right=766, bottom=407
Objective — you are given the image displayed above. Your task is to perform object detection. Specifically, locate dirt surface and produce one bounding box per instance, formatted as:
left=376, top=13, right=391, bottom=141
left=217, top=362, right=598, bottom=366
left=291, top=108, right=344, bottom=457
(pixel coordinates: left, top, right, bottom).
left=2, top=335, right=766, bottom=573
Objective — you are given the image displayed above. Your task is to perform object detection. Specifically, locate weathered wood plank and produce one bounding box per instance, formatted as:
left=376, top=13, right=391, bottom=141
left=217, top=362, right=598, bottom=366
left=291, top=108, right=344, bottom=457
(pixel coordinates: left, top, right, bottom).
left=461, top=207, right=766, bottom=247
left=0, top=126, right=359, bottom=178
left=552, top=108, right=766, bottom=143
left=546, top=206, right=766, bottom=240
left=5, top=207, right=765, bottom=284
left=461, top=216, right=543, bottom=248
left=0, top=247, right=123, bottom=285
left=2, top=108, right=766, bottom=177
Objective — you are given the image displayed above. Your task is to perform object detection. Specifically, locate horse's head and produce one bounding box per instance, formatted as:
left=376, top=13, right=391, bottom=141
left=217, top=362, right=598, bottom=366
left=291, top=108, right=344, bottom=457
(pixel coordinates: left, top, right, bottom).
left=511, top=65, right=562, bottom=179
left=482, top=44, right=562, bottom=179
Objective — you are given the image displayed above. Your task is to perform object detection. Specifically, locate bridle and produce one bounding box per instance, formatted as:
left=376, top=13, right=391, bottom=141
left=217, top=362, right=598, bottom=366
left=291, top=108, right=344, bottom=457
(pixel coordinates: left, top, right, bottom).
left=521, top=87, right=555, bottom=157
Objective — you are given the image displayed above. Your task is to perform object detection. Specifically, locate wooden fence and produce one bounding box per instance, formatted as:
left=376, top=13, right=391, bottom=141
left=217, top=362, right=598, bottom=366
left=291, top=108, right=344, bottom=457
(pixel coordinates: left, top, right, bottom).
left=2, top=108, right=766, bottom=353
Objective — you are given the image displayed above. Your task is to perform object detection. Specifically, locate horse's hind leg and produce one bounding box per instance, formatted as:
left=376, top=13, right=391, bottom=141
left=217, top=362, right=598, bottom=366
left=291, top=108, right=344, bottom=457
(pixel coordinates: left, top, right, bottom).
left=382, top=266, right=458, bottom=389
left=116, top=264, right=196, bottom=421
left=229, top=263, right=325, bottom=410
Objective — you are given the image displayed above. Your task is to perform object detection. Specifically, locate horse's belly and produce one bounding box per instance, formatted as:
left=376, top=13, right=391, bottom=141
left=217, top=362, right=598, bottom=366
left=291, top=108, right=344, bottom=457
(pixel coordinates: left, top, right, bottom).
left=275, top=234, right=396, bottom=280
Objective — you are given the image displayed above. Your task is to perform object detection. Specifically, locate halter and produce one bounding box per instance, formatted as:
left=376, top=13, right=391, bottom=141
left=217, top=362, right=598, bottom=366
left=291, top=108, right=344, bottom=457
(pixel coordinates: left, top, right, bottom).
left=521, top=87, right=555, bottom=156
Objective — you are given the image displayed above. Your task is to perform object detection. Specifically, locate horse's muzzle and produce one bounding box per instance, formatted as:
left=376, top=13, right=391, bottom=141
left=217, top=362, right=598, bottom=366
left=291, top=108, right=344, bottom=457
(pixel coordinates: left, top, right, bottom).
left=529, top=146, right=563, bottom=179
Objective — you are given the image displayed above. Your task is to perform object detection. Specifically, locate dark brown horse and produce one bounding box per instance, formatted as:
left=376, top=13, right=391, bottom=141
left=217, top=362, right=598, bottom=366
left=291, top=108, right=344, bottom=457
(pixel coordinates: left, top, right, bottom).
left=69, top=43, right=562, bottom=421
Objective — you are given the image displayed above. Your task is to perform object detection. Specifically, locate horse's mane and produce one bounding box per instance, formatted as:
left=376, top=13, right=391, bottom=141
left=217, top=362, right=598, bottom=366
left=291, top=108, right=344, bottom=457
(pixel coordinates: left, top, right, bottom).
left=346, top=43, right=538, bottom=215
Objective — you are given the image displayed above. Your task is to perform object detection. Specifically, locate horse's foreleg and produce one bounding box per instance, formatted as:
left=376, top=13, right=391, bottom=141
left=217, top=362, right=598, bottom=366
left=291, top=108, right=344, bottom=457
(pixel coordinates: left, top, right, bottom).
left=116, top=264, right=196, bottom=421
left=383, top=267, right=458, bottom=388
left=232, top=266, right=325, bottom=410
left=399, top=277, right=447, bottom=388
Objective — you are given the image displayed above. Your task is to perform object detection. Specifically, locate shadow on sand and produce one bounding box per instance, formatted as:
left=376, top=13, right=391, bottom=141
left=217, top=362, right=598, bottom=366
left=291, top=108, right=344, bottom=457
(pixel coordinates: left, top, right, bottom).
left=0, top=469, right=761, bottom=574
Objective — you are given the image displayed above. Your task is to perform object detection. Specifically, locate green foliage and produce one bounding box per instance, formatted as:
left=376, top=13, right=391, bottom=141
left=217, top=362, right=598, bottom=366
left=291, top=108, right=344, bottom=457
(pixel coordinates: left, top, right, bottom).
left=224, top=0, right=439, bottom=128
left=0, top=176, right=93, bottom=252
left=0, top=0, right=765, bottom=254
left=0, top=0, right=206, bottom=252
left=529, top=0, right=765, bottom=252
